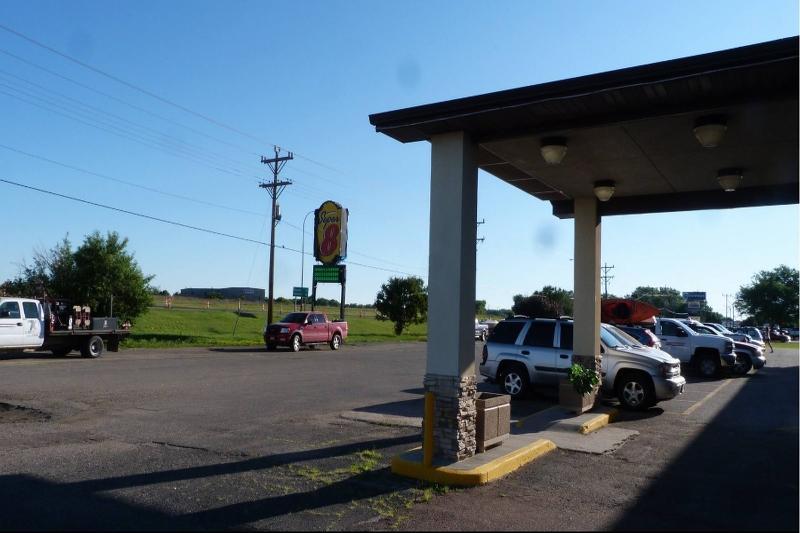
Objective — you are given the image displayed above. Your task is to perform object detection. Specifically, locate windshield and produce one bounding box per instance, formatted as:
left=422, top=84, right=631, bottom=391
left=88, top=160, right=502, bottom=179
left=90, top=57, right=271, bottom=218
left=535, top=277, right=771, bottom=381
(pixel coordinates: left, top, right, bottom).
left=683, top=321, right=709, bottom=334
left=280, top=313, right=308, bottom=324
left=604, top=325, right=643, bottom=347
left=600, top=326, right=625, bottom=348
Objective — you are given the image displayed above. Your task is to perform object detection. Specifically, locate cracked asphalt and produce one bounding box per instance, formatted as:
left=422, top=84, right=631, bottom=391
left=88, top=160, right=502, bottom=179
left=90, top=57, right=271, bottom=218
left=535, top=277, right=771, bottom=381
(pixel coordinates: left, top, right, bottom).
left=0, top=343, right=797, bottom=530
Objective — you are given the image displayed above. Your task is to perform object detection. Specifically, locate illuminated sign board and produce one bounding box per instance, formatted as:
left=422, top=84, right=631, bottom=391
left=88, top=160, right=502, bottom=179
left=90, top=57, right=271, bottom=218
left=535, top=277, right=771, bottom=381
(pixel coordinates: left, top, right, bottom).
left=314, top=200, right=348, bottom=265
left=313, top=264, right=346, bottom=284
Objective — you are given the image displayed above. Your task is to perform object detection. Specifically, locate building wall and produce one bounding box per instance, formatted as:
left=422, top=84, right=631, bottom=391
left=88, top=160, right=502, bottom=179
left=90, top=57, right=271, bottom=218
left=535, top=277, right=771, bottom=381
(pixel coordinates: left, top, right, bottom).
left=180, top=287, right=265, bottom=301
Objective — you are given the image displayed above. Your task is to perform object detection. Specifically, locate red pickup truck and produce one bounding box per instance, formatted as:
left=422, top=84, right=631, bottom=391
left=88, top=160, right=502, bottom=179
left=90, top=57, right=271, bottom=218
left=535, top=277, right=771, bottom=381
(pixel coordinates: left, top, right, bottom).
left=263, top=312, right=348, bottom=352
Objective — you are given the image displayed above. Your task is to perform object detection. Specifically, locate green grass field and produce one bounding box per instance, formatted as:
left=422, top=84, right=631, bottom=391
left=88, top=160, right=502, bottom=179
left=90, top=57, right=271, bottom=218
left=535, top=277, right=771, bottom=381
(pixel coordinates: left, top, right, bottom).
left=122, top=296, right=428, bottom=348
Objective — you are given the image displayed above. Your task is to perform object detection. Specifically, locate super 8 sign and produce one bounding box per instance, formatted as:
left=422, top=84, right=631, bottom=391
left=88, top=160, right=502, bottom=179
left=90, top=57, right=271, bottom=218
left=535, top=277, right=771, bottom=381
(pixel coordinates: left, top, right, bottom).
left=314, top=200, right=348, bottom=265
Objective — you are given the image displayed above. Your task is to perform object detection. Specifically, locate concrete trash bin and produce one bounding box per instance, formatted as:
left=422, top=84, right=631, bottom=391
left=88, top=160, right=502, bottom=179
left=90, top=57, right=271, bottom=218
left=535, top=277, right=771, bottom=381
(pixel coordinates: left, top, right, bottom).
left=475, top=392, right=511, bottom=453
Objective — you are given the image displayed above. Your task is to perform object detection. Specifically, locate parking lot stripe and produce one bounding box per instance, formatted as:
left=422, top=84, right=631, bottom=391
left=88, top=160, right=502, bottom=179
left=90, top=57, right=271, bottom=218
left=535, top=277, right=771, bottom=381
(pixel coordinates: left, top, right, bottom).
left=682, top=379, right=732, bottom=415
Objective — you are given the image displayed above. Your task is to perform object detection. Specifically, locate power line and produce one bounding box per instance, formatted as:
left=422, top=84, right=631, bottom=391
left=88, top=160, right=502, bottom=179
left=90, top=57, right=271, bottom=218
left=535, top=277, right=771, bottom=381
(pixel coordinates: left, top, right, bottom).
left=0, top=142, right=265, bottom=217
left=0, top=69, right=266, bottom=175
left=0, top=177, right=267, bottom=245
left=0, top=176, right=423, bottom=278
left=0, top=86, right=254, bottom=180
left=0, top=51, right=359, bottom=196
left=0, top=23, right=342, bottom=174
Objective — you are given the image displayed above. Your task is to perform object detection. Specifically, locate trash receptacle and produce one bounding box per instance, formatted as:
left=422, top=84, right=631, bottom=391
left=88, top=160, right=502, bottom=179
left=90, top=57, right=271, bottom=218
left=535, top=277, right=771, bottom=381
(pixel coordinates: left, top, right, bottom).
left=475, top=392, right=511, bottom=453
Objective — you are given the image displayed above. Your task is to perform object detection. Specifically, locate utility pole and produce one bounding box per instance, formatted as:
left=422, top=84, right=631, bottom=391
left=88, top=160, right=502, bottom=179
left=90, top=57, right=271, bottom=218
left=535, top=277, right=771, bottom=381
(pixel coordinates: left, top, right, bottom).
left=260, top=146, right=293, bottom=326
left=476, top=218, right=485, bottom=250
left=723, top=293, right=733, bottom=325
left=600, top=263, right=615, bottom=299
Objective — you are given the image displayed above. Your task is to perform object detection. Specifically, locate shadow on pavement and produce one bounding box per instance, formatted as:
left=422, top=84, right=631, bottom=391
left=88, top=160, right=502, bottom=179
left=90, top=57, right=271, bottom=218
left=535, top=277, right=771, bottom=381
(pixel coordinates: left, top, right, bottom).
left=612, top=361, right=799, bottom=531
left=0, top=434, right=419, bottom=531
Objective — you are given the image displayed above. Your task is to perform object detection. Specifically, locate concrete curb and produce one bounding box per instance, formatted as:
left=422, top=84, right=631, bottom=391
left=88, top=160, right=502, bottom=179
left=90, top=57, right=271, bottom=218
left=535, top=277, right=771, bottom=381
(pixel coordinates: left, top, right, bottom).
left=391, top=439, right=556, bottom=486
left=579, top=408, right=618, bottom=434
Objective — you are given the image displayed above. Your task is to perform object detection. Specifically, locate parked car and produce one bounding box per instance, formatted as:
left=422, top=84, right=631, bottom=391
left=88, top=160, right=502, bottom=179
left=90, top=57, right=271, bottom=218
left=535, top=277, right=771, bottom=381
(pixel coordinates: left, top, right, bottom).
left=474, top=319, right=489, bottom=341
left=734, top=326, right=764, bottom=344
left=681, top=320, right=765, bottom=375
left=480, top=317, right=685, bottom=410
left=704, top=322, right=754, bottom=344
left=787, top=327, right=799, bottom=340
left=616, top=325, right=662, bottom=349
left=647, top=318, right=736, bottom=378
left=771, top=329, right=791, bottom=342
left=263, top=312, right=348, bottom=352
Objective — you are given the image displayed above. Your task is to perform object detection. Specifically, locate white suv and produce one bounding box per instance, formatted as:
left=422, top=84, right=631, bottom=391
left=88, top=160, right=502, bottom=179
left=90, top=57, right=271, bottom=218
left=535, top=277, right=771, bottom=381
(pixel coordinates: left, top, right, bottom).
left=479, top=318, right=685, bottom=410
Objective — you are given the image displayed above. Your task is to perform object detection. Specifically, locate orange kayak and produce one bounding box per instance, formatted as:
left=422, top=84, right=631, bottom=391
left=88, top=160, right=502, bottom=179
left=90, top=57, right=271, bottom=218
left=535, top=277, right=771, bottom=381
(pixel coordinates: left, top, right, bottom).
left=601, top=299, right=660, bottom=325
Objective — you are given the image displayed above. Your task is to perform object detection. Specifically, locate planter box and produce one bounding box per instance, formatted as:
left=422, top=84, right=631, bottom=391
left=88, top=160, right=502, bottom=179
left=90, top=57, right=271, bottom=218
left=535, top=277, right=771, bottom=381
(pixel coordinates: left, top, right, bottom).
left=475, top=392, right=511, bottom=453
left=559, top=378, right=596, bottom=414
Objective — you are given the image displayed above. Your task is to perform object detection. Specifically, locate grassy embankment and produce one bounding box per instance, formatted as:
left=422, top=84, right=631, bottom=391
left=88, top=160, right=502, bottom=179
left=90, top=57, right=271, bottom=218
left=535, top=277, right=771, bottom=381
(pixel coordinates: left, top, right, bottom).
left=123, top=295, right=428, bottom=348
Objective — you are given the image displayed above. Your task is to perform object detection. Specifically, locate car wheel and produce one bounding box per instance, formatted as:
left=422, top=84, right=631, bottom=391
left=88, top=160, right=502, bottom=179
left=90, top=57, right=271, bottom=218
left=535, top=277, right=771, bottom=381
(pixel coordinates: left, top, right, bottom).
left=732, top=352, right=752, bottom=376
left=500, top=364, right=529, bottom=398
left=265, top=343, right=276, bottom=352
left=330, top=333, right=342, bottom=350
left=290, top=334, right=301, bottom=353
left=80, top=336, right=104, bottom=358
left=615, top=372, right=655, bottom=410
left=696, top=353, right=720, bottom=378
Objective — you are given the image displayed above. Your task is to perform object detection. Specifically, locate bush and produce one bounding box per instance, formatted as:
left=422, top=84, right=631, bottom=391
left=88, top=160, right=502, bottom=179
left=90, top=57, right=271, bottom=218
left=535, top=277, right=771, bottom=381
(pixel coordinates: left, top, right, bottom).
left=567, top=363, right=599, bottom=395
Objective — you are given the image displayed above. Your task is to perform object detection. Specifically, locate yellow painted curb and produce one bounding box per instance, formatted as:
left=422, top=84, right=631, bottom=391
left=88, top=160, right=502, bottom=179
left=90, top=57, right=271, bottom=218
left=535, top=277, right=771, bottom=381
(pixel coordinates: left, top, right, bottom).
left=579, top=408, right=617, bottom=435
left=391, top=438, right=556, bottom=486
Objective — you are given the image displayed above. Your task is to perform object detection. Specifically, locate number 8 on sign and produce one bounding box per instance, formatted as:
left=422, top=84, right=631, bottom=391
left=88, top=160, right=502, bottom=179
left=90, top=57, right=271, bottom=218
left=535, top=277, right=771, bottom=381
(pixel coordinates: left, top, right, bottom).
left=320, top=223, right=340, bottom=257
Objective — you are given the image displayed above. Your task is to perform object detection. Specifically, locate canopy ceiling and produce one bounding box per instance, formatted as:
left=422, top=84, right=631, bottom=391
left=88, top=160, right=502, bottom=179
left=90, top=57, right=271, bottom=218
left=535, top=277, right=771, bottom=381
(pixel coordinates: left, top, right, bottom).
left=369, top=37, right=799, bottom=218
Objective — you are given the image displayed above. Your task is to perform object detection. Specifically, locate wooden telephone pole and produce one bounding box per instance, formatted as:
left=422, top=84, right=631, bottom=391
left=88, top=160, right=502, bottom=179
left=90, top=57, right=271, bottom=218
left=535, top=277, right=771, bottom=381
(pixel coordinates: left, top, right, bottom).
left=259, top=146, right=293, bottom=326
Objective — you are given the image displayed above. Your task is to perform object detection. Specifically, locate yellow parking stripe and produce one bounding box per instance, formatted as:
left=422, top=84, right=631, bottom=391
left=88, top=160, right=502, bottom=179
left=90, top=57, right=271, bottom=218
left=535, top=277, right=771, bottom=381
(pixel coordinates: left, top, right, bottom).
left=683, top=379, right=732, bottom=415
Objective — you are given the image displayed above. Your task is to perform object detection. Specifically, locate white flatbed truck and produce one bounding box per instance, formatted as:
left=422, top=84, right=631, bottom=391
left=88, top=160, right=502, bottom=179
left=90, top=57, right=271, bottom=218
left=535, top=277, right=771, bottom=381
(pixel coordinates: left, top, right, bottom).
left=0, top=297, right=129, bottom=357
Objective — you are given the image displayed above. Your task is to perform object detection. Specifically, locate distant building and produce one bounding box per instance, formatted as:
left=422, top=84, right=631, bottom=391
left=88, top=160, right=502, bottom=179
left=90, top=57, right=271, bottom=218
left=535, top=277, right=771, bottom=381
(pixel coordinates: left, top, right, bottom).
left=180, top=287, right=265, bottom=301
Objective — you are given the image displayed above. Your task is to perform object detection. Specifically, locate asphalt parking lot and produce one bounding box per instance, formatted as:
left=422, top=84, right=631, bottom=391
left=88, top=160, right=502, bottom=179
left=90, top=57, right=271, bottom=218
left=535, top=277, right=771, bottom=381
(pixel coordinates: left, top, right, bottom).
left=0, top=342, right=797, bottom=530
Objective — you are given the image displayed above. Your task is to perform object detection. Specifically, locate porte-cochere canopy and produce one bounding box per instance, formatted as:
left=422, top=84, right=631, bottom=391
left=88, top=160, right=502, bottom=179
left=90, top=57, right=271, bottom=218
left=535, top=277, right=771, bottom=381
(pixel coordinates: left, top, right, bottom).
left=370, top=37, right=798, bottom=217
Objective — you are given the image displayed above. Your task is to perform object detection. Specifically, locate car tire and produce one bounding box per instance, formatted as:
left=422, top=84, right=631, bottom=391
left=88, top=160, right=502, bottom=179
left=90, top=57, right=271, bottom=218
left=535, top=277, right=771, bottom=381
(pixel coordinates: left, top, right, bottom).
left=696, top=352, right=720, bottom=379
left=80, top=336, right=104, bottom=358
left=290, top=334, right=301, bottom=353
left=500, top=363, right=529, bottom=399
left=329, top=333, right=342, bottom=350
left=265, top=343, right=276, bottom=352
left=732, top=352, right=753, bottom=376
left=615, top=371, right=655, bottom=410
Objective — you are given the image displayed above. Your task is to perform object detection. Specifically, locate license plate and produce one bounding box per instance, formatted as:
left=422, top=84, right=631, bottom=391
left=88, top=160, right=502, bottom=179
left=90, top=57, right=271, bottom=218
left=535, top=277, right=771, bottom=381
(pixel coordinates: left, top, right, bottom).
left=269, top=336, right=276, bottom=340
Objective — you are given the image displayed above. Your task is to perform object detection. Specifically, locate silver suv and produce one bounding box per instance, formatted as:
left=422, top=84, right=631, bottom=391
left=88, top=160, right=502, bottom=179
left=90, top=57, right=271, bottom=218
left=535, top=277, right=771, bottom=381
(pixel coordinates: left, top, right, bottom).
left=479, top=318, right=686, bottom=410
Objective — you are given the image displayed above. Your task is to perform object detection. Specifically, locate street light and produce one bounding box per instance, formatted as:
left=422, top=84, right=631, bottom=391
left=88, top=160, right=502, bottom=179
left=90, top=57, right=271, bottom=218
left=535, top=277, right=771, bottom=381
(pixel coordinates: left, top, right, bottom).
left=300, top=209, right=315, bottom=310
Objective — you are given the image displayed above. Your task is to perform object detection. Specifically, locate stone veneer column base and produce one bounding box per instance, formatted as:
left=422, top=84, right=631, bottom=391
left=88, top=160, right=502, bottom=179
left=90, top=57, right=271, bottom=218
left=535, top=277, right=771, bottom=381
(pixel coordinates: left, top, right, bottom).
left=423, top=373, right=477, bottom=462
left=572, top=354, right=602, bottom=374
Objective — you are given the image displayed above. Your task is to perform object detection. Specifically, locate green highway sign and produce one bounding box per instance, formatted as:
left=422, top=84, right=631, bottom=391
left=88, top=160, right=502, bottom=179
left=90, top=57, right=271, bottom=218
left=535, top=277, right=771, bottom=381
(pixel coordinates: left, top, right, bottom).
left=292, top=286, right=309, bottom=298
left=313, top=264, right=346, bottom=283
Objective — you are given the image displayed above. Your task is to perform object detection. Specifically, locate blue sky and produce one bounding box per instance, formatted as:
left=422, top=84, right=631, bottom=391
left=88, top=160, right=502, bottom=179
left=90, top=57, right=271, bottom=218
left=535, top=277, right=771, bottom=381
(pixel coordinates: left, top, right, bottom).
left=0, top=0, right=797, bottom=316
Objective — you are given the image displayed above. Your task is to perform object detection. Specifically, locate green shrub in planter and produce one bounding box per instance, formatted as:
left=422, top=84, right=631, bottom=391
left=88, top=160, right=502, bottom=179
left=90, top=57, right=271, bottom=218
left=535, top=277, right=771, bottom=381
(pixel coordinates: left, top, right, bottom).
left=567, top=363, right=599, bottom=395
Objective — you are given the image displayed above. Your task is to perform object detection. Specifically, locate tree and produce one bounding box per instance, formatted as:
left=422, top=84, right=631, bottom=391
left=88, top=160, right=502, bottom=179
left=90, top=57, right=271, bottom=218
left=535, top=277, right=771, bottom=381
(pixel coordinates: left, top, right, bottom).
left=736, top=265, right=799, bottom=326
left=475, top=300, right=487, bottom=316
left=511, top=293, right=561, bottom=319
left=2, top=232, right=153, bottom=323
left=374, top=276, right=428, bottom=335
left=627, top=286, right=687, bottom=314
left=537, top=286, right=573, bottom=316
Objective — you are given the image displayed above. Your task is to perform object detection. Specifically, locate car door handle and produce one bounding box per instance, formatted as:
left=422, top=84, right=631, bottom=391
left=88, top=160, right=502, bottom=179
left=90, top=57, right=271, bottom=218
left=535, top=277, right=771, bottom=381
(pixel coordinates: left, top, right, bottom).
left=520, top=350, right=530, bottom=355
left=16, top=322, right=23, bottom=326
left=560, top=354, right=569, bottom=359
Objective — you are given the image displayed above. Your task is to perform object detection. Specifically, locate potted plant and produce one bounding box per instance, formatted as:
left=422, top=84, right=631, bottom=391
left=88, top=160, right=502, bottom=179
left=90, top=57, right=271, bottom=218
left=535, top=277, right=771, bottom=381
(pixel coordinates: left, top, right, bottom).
left=559, top=363, right=599, bottom=414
